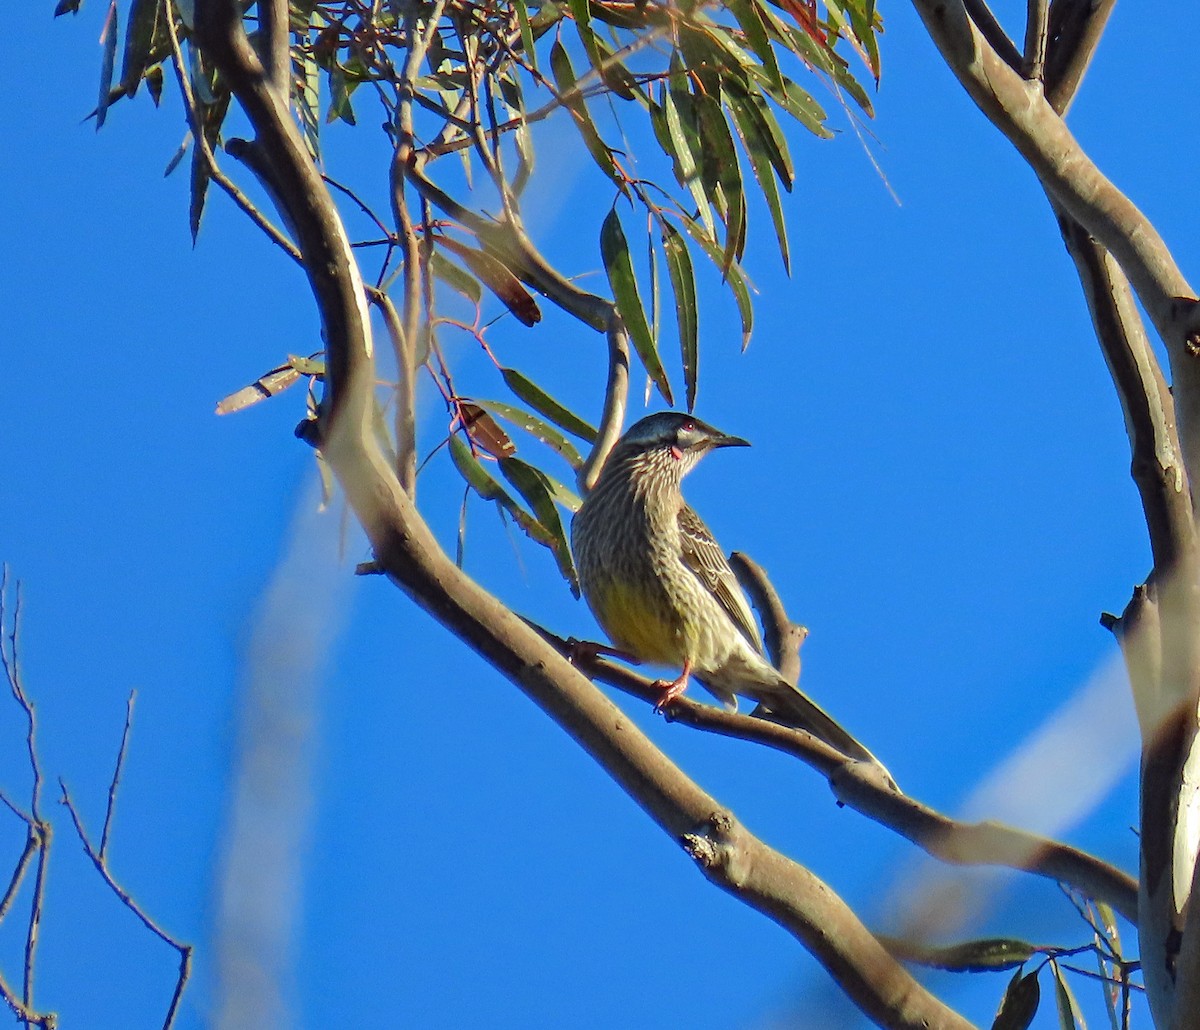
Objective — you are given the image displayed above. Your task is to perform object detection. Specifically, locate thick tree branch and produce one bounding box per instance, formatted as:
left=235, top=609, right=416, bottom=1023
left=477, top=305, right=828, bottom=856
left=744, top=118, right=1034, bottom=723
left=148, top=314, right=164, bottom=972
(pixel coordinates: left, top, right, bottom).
left=1044, top=0, right=1117, bottom=115
left=913, top=1, right=1196, bottom=353
left=255, top=0, right=290, bottom=103
left=553, top=633, right=1138, bottom=924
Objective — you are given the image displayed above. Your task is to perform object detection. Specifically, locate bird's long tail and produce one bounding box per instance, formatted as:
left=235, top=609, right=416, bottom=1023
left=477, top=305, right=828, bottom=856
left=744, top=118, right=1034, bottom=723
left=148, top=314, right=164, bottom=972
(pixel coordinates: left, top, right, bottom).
left=758, top=681, right=894, bottom=784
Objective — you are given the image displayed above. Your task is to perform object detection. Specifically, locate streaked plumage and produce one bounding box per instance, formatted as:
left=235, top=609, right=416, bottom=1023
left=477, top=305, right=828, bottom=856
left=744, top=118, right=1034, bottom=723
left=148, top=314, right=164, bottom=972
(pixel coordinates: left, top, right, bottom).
left=572, top=411, right=881, bottom=768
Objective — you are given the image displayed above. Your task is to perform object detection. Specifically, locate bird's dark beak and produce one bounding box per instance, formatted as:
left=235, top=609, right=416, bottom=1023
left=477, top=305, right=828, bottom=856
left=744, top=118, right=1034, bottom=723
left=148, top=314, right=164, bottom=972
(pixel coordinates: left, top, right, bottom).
left=709, top=432, right=750, bottom=449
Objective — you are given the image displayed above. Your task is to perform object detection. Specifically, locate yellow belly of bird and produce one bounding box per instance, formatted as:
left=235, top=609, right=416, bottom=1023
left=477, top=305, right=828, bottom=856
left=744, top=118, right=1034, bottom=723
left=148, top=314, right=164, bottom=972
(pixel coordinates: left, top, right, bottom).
left=588, top=578, right=686, bottom=667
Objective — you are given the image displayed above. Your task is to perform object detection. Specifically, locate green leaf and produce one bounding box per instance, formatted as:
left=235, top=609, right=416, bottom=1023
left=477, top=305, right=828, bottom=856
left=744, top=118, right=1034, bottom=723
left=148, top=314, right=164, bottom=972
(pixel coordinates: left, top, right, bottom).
left=121, top=0, right=161, bottom=98
left=448, top=436, right=554, bottom=548
left=438, top=237, right=541, bottom=326
left=500, top=368, right=598, bottom=443
left=499, top=457, right=579, bottom=594
left=189, top=140, right=210, bottom=242
left=726, top=90, right=790, bottom=271
left=549, top=41, right=623, bottom=191
left=514, top=0, right=538, bottom=71
left=326, top=65, right=358, bottom=125
left=726, top=0, right=784, bottom=95
left=725, top=82, right=794, bottom=187
left=992, top=969, right=1041, bottom=1030
left=881, top=936, right=1037, bottom=973
left=430, top=251, right=483, bottom=306
left=664, top=59, right=714, bottom=239
left=293, top=19, right=323, bottom=160
left=97, top=1, right=119, bottom=130
left=692, top=90, right=745, bottom=272
left=591, top=36, right=639, bottom=101
left=467, top=399, right=585, bottom=469
left=601, top=209, right=672, bottom=405
left=675, top=213, right=755, bottom=348
left=1049, top=961, right=1084, bottom=1030
left=661, top=223, right=698, bottom=412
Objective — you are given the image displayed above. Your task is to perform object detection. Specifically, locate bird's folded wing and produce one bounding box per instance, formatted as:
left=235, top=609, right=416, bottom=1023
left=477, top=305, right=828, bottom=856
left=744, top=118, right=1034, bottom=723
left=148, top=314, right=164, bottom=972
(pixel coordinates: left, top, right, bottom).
left=677, top=503, right=763, bottom=653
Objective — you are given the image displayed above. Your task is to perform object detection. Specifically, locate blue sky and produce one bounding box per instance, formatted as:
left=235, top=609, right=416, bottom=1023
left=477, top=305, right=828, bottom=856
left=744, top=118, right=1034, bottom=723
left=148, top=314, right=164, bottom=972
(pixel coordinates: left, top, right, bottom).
left=4, top=3, right=1197, bottom=1027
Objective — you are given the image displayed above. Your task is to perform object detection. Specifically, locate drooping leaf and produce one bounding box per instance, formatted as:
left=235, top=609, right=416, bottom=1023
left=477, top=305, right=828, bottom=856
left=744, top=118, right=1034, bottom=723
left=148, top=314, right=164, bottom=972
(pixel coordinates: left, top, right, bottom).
left=1049, top=961, right=1085, bottom=1030
left=121, top=0, right=161, bottom=98
left=499, top=457, right=579, bottom=594
left=54, top=0, right=83, bottom=15
left=163, top=132, right=191, bottom=177
left=97, top=1, right=119, bottom=130
left=675, top=213, right=755, bottom=348
left=466, top=399, right=585, bottom=469
left=514, top=0, right=537, bottom=71
left=459, top=402, right=517, bottom=459
left=438, top=236, right=540, bottom=326
left=661, top=222, right=699, bottom=411
left=726, top=90, right=790, bottom=271
left=881, top=936, right=1037, bottom=973
left=448, top=436, right=554, bottom=548
left=725, top=81, right=795, bottom=187
left=430, top=251, right=483, bottom=306
left=600, top=209, right=672, bottom=405
left=692, top=90, right=745, bottom=271
left=725, top=0, right=784, bottom=95
left=215, top=364, right=303, bottom=415
left=548, top=41, right=623, bottom=190
left=500, top=368, right=598, bottom=443
left=992, top=969, right=1041, bottom=1030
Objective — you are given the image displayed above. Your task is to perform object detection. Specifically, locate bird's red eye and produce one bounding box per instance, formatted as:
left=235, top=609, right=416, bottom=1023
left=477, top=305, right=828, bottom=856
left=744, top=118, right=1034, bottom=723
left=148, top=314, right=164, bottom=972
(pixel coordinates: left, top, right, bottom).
left=681, top=420, right=695, bottom=432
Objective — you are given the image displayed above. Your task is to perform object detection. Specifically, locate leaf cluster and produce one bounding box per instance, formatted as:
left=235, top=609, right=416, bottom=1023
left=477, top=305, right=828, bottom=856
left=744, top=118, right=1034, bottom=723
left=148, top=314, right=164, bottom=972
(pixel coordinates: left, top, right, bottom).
left=68, top=0, right=880, bottom=586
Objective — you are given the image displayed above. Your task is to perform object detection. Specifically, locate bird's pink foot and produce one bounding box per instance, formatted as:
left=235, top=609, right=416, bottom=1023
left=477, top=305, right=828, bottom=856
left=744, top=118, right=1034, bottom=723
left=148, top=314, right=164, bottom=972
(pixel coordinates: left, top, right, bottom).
left=652, top=662, right=693, bottom=714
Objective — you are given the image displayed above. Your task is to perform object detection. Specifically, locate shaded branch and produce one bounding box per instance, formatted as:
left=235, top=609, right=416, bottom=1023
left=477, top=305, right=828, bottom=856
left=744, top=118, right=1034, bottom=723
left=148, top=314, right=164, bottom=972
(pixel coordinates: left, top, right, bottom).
left=550, top=634, right=1138, bottom=924
left=912, top=0, right=1195, bottom=348
left=255, top=0, right=290, bottom=102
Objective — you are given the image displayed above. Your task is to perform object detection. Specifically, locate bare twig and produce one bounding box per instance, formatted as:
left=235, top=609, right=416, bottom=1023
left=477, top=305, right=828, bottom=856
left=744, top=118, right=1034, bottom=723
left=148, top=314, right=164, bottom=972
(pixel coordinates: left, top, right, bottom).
left=100, top=690, right=137, bottom=865
left=60, top=780, right=192, bottom=1030
left=1, top=572, right=53, bottom=1025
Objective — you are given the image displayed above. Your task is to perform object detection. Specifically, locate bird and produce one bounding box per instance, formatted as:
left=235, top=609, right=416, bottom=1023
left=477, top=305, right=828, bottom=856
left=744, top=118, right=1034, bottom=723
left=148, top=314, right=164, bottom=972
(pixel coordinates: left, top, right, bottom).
left=571, top=410, right=882, bottom=769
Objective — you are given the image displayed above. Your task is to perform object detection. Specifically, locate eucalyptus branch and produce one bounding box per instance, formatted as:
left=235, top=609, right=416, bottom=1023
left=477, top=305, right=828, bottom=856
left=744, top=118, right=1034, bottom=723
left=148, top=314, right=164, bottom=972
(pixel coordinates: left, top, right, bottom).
left=255, top=0, right=290, bottom=101
left=367, top=287, right=418, bottom=495
left=1021, top=0, right=1047, bottom=80
left=911, top=0, right=1195, bottom=347
left=550, top=638, right=1139, bottom=924
left=1044, top=0, right=1117, bottom=116
left=192, top=6, right=978, bottom=1022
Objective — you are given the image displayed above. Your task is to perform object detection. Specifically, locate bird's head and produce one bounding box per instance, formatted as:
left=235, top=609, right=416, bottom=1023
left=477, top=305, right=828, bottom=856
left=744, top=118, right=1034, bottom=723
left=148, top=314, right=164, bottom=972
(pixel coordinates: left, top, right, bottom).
left=610, top=411, right=750, bottom=479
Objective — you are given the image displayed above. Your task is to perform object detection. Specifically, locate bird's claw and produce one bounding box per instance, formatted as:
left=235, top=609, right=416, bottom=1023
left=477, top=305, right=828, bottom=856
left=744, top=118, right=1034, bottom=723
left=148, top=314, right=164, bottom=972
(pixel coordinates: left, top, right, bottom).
left=567, top=638, right=641, bottom=666
left=652, top=674, right=690, bottom=715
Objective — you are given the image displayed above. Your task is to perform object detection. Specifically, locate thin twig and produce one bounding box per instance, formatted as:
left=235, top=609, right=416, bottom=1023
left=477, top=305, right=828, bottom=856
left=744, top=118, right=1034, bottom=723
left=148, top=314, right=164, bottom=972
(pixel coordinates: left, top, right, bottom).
left=100, top=690, right=137, bottom=865
left=59, top=781, right=192, bottom=1030
left=1, top=572, right=52, bottom=1023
